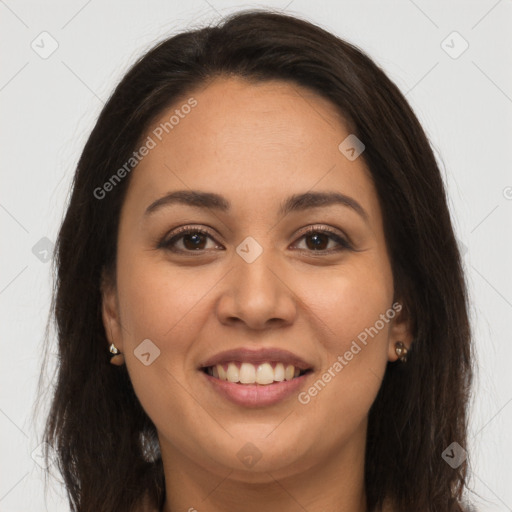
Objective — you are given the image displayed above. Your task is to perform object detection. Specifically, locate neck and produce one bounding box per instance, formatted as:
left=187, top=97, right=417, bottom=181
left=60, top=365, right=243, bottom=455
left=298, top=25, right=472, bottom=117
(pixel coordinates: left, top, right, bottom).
left=160, top=426, right=368, bottom=512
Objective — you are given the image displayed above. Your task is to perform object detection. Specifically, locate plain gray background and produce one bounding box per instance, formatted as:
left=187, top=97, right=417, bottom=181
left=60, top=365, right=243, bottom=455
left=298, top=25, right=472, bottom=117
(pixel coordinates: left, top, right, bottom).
left=1, top=1, right=511, bottom=510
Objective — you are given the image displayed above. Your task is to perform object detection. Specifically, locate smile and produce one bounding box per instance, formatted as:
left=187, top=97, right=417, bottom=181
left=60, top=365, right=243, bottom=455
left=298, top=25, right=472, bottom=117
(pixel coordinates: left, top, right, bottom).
left=202, top=361, right=311, bottom=385
left=200, top=363, right=313, bottom=408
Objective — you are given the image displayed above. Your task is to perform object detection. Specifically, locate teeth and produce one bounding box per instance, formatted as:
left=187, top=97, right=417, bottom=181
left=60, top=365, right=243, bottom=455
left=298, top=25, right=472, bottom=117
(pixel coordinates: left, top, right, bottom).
left=274, top=363, right=285, bottom=382
left=239, top=362, right=256, bottom=383
left=207, top=362, right=306, bottom=385
left=256, top=363, right=274, bottom=384
left=285, top=364, right=294, bottom=381
left=217, top=364, right=227, bottom=381
left=226, top=363, right=239, bottom=383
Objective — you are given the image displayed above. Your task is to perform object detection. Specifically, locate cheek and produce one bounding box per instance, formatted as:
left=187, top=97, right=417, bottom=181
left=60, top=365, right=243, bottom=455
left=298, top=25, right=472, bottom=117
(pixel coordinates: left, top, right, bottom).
left=299, top=261, right=393, bottom=350
left=296, top=262, right=393, bottom=415
left=114, top=253, right=209, bottom=419
left=300, top=265, right=393, bottom=406
left=116, top=251, right=212, bottom=342
left=116, top=243, right=393, bottom=365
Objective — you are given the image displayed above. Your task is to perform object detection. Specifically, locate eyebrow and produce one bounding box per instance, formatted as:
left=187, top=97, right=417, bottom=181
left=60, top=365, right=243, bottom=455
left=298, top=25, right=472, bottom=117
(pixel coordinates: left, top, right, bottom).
left=144, top=189, right=369, bottom=223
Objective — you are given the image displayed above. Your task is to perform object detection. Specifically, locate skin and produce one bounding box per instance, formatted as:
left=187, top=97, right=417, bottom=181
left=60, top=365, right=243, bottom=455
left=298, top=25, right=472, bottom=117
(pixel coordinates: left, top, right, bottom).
left=102, top=77, right=413, bottom=512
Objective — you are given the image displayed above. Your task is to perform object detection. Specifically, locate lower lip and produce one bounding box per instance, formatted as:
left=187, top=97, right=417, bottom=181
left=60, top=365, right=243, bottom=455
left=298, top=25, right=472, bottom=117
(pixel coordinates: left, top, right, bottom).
left=201, top=370, right=312, bottom=408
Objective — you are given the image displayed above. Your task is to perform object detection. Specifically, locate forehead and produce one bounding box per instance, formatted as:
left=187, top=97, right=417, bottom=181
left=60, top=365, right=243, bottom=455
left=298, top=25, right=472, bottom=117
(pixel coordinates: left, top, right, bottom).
left=123, top=76, right=378, bottom=219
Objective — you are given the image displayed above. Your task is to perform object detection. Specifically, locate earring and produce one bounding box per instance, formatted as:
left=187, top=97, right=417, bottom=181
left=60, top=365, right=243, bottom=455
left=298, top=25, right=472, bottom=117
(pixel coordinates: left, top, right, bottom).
left=109, top=343, right=125, bottom=366
left=394, top=341, right=408, bottom=363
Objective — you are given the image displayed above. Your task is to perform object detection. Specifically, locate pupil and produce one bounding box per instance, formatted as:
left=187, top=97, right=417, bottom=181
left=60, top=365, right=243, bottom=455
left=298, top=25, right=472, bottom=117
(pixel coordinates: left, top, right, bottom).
left=184, top=233, right=205, bottom=250
left=181, top=233, right=328, bottom=251
left=307, top=233, right=327, bottom=250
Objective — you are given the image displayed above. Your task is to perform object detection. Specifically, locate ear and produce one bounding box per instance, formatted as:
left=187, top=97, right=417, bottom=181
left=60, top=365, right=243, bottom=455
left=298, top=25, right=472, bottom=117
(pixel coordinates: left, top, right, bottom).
left=387, top=300, right=414, bottom=362
left=100, top=267, right=124, bottom=353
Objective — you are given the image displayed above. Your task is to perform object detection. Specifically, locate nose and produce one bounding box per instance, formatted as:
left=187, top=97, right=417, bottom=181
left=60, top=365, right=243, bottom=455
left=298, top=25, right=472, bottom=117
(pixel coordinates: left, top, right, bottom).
left=215, top=243, right=297, bottom=330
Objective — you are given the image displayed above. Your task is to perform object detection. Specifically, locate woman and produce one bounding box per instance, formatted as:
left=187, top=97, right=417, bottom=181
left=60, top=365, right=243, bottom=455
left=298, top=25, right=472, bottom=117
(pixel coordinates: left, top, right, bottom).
left=38, top=9, right=474, bottom=512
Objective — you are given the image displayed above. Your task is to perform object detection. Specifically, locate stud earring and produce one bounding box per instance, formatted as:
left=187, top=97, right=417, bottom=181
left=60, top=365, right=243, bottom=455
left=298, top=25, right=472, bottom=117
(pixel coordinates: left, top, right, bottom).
left=109, top=343, right=125, bottom=366
left=394, top=341, right=408, bottom=363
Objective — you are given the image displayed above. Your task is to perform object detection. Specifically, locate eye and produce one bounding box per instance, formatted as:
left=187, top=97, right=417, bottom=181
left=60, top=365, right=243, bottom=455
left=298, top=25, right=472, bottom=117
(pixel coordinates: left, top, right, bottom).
left=158, top=226, right=222, bottom=253
left=291, top=225, right=352, bottom=253
left=159, top=224, right=352, bottom=254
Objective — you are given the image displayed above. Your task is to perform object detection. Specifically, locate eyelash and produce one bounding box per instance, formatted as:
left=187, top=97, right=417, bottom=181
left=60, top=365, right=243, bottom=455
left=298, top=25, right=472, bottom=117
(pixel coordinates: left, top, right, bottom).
left=158, top=224, right=353, bottom=255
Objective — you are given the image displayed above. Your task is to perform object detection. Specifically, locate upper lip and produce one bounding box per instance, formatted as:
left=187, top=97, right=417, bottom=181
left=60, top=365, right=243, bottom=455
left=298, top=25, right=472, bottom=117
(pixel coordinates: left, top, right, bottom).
left=199, top=347, right=313, bottom=371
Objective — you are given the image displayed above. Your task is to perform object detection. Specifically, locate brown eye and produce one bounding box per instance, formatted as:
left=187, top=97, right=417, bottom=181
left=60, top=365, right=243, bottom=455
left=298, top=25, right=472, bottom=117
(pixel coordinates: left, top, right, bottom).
left=159, top=225, right=352, bottom=255
left=159, top=228, right=221, bottom=253
left=304, top=232, right=330, bottom=250
left=293, top=226, right=352, bottom=253
left=181, top=232, right=208, bottom=250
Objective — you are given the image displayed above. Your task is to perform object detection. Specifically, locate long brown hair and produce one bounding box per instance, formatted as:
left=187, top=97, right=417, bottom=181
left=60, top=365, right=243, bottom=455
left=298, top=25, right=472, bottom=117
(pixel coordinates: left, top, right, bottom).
left=36, top=9, right=474, bottom=512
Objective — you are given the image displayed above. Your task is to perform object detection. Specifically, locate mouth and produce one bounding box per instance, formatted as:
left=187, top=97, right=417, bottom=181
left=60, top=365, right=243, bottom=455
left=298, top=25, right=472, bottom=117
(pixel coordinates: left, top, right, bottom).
left=198, top=347, right=315, bottom=407
left=200, top=361, right=313, bottom=385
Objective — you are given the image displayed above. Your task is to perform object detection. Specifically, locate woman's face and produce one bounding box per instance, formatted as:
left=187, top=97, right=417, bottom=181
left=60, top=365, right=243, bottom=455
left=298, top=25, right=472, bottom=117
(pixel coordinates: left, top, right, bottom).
left=102, top=77, right=411, bottom=482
